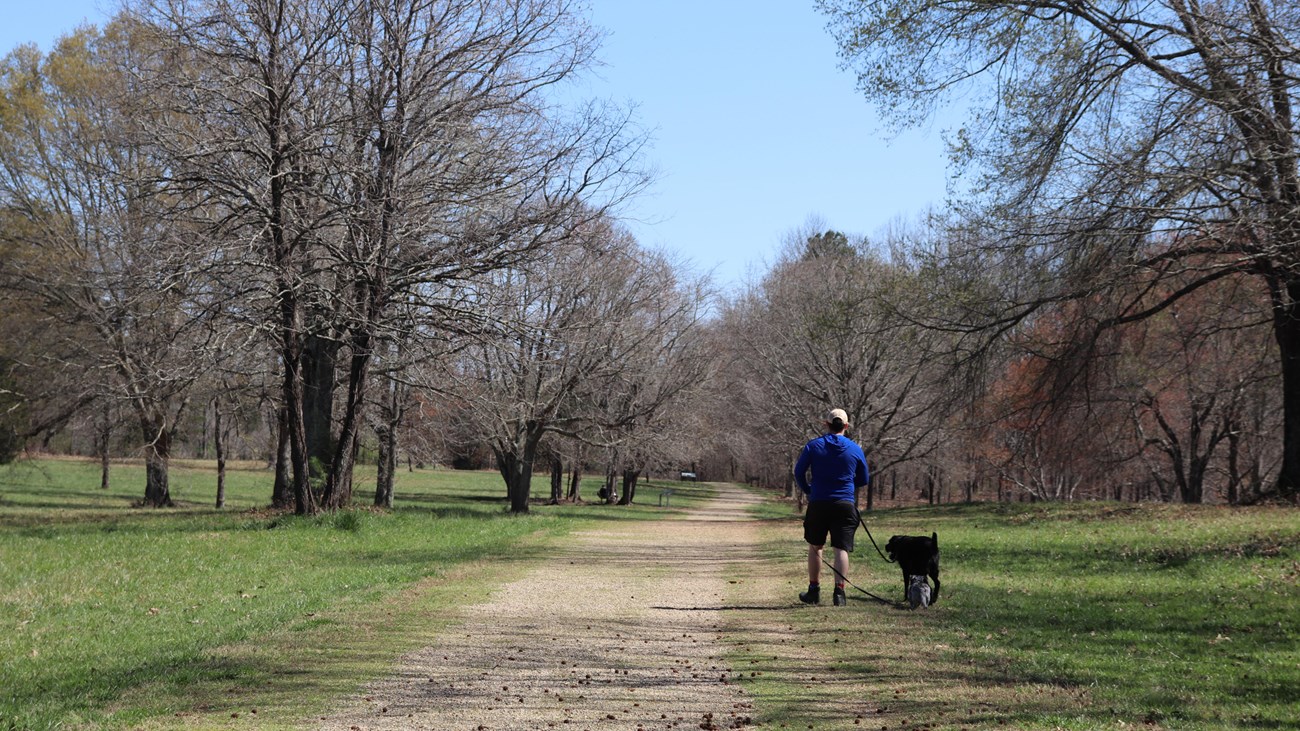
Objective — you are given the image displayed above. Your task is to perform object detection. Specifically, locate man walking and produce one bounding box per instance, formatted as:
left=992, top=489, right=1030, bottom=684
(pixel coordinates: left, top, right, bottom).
left=794, top=408, right=869, bottom=606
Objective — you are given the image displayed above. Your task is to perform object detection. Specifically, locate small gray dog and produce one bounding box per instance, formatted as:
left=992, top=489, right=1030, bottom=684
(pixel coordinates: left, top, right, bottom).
left=907, top=574, right=932, bottom=609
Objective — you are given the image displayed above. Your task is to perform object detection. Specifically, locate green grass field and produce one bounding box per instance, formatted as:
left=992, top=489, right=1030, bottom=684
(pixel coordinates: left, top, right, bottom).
left=743, top=500, right=1300, bottom=730
left=0, top=457, right=710, bottom=730
left=4, top=461, right=1299, bottom=730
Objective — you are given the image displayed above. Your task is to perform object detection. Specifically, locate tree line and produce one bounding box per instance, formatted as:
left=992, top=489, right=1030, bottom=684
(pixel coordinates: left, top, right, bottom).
left=715, top=220, right=1281, bottom=507
left=3, top=0, right=1297, bottom=510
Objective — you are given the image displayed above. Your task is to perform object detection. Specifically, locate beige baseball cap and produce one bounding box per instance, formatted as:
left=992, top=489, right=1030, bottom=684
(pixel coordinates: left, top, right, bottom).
left=826, top=408, right=850, bottom=426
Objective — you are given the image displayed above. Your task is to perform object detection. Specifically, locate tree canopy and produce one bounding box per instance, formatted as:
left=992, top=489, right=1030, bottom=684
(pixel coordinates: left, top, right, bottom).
left=819, top=0, right=1300, bottom=498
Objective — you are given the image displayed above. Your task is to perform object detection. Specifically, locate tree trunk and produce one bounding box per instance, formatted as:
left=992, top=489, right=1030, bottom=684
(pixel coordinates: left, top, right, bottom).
left=342, top=430, right=360, bottom=500
left=374, top=371, right=402, bottom=510
left=1226, top=421, right=1241, bottom=506
left=1272, top=283, right=1300, bottom=501
left=1274, top=291, right=1300, bottom=499
left=272, top=405, right=293, bottom=509
left=323, top=333, right=372, bottom=510
left=568, top=462, right=582, bottom=501
left=604, top=460, right=617, bottom=504
left=503, top=451, right=533, bottom=514
left=498, top=429, right=543, bottom=514
left=1181, top=456, right=1208, bottom=505
left=374, top=423, right=396, bottom=509
left=97, top=412, right=111, bottom=490
left=496, top=449, right=511, bottom=497
left=550, top=457, right=563, bottom=504
left=140, top=413, right=172, bottom=507
left=785, top=454, right=796, bottom=499
left=264, top=25, right=314, bottom=515
left=265, top=406, right=276, bottom=469
left=214, top=400, right=226, bottom=509
left=199, top=401, right=209, bottom=460
left=1250, top=449, right=1266, bottom=500
left=618, top=468, right=639, bottom=505
left=280, top=289, right=315, bottom=515
left=144, top=448, right=171, bottom=507
left=303, top=332, right=337, bottom=485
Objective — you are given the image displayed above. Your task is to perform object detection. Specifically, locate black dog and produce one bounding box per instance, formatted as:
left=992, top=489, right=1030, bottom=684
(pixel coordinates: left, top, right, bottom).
left=885, top=532, right=940, bottom=607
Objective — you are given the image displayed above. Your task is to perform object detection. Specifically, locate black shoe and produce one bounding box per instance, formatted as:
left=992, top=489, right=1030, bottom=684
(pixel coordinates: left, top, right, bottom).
left=799, top=585, right=820, bottom=604
left=833, top=587, right=847, bottom=606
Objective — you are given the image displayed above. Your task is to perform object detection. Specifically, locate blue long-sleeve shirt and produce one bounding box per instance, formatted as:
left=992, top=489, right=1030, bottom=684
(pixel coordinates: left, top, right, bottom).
left=794, top=433, right=869, bottom=503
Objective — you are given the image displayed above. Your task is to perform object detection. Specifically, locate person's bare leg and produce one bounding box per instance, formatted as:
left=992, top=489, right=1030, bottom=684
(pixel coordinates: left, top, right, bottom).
left=806, top=544, right=823, bottom=585
left=800, top=544, right=824, bottom=603
left=831, top=547, right=849, bottom=605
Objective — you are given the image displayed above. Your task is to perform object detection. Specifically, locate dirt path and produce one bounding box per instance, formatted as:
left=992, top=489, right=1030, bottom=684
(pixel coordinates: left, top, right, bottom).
left=319, top=483, right=766, bottom=731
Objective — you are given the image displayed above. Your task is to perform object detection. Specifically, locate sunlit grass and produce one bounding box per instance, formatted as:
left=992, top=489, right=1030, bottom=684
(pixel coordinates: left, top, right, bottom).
left=0, top=457, right=714, bottom=730
left=737, top=499, right=1300, bottom=730
left=12, top=460, right=1292, bottom=730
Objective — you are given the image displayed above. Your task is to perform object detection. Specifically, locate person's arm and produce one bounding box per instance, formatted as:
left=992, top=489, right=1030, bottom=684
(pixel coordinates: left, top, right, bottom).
left=793, top=444, right=812, bottom=493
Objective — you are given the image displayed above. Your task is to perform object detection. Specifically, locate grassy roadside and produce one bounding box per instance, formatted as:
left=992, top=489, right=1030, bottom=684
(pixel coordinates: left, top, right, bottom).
left=728, top=495, right=1300, bottom=730
left=0, top=458, right=713, bottom=730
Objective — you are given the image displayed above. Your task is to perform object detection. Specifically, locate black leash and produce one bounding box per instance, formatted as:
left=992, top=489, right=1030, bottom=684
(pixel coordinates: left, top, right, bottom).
left=812, top=508, right=904, bottom=608
left=819, top=554, right=904, bottom=608
left=858, top=511, right=896, bottom=564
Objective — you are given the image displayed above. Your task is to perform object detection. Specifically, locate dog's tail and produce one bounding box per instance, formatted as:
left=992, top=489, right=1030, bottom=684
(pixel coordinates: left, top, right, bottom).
left=932, top=531, right=938, bottom=548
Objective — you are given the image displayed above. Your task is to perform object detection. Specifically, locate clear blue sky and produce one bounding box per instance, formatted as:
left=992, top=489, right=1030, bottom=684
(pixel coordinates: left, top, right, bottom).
left=2, top=0, right=954, bottom=291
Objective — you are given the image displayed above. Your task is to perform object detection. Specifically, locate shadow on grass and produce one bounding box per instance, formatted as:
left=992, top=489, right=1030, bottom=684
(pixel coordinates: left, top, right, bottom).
left=731, top=611, right=1124, bottom=730
left=3, top=638, right=402, bottom=730
left=0, top=487, right=673, bottom=534
left=1, top=530, right=545, bottom=730
left=922, top=557, right=1297, bottom=726
left=749, top=594, right=1296, bottom=730
left=0, top=490, right=141, bottom=510
left=743, top=503, right=1300, bottom=729
left=1, top=492, right=735, bottom=730
left=0, top=507, right=240, bottom=535
left=0, top=484, right=740, bottom=724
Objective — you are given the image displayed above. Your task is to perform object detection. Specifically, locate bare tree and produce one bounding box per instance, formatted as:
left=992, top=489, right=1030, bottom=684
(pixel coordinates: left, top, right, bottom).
left=590, top=256, right=714, bottom=505
left=1118, top=279, right=1279, bottom=503
left=454, top=222, right=710, bottom=513
left=0, top=25, right=217, bottom=506
left=133, top=0, right=351, bottom=513
left=718, top=224, right=956, bottom=503
left=137, top=0, right=646, bottom=512
left=820, top=0, right=1300, bottom=499
left=0, top=355, right=28, bottom=465
left=315, top=0, right=646, bottom=509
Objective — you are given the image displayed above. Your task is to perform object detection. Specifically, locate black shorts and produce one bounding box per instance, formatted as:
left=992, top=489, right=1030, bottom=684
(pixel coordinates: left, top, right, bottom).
left=804, top=500, right=857, bottom=551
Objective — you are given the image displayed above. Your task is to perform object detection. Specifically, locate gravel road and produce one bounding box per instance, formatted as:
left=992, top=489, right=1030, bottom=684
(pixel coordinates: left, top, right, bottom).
left=318, top=483, right=765, bottom=731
